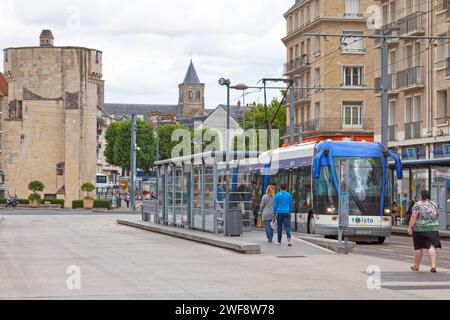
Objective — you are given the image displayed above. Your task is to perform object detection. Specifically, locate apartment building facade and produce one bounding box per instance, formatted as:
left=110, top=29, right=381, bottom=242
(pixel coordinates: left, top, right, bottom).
left=373, top=0, right=450, bottom=156
left=282, top=0, right=378, bottom=144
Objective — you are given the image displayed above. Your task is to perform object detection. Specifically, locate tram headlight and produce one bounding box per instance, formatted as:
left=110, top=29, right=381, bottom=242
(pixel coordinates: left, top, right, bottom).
left=384, top=209, right=391, bottom=215
left=326, top=207, right=336, bottom=214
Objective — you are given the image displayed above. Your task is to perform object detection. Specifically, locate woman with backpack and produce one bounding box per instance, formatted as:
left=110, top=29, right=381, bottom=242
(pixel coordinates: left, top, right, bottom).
left=260, top=185, right=275, bottom=243
left=408, top=190, right=441, bottom=273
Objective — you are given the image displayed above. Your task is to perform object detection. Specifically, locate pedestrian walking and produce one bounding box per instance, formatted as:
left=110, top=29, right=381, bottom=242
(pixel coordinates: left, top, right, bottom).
left=273, top=183, right=293, bottom=246
left=260, top=185, right=275, bottom=243
left=408, top=190, right=441, bottom=273
left=391, top=201, right=400, bottom=226
left=125, top=193, right=130, bottom=209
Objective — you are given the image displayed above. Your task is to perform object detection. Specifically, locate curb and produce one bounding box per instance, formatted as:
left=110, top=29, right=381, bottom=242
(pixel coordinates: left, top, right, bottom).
left=117, top=219, right=261, bottom=254
left=298, top=235, right=356, bottom=253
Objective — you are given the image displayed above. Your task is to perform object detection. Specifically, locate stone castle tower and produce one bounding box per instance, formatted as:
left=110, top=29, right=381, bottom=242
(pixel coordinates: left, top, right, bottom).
left=178, top=60, right=205, bottom=118
left=1, top=30, right=103, bottom=206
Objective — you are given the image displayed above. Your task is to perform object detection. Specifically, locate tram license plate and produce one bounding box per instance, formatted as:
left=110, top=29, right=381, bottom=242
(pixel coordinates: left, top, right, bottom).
left=355, top=230, right=372, bottom=235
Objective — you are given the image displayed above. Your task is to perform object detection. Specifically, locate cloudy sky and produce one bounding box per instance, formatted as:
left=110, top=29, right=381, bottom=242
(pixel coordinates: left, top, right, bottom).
left=0, top=0, right=290, bottom=108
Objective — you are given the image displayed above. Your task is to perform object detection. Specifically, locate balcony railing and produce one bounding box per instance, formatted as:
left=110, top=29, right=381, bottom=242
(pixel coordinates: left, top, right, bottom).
left=397, top=66, right=424, bottom=89
left=293, top=118, right=374, bottom=134
left=284, top=54, right=310, bottom=74
left=374, top=73, right=398, bottom=94
left=297, top=89, right=310, bottom=101
left=388, top=125, right=397, bottom=142
left=399, top=12, right=424, bottom=35
left=374, top=22, right=400, bottom=46
left=405, top=121, right=422, bottom=140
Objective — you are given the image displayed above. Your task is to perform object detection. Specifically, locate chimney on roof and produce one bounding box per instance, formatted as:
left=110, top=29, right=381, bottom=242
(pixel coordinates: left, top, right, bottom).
left=40, top=29, right=54, bottom=47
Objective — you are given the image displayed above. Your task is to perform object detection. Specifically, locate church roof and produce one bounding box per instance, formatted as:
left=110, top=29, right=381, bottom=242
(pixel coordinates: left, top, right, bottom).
left=183, top=60, right=201, bottom=84
left=103, top=103, right=182, bottom=119
left=40, top=29, right=54, bottom=39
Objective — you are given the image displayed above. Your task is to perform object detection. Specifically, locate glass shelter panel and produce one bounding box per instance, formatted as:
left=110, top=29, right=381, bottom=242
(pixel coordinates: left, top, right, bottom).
left=193, top=165, right=203, bottom=230
left=204, top=165, right=216, bottom=232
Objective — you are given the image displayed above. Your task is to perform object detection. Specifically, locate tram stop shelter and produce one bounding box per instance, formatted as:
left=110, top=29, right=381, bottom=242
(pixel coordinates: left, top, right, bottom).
left=390, top=157, right=450, bottom=231
left=153, top=151, right=261, bottom=235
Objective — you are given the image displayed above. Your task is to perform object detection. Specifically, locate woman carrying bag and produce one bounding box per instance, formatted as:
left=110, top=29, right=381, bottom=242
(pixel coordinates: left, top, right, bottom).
left=260, top=185, right=275, bottom=243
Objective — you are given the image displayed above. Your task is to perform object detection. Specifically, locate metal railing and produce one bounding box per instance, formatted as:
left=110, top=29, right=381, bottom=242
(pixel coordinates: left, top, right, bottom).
left=397, top=66, right=424, bottom=89
left=405, top=121, right=422, bottom=140
left=283, top=54, right=310, bottom=74
left=293, top=118, right=374, bottom=133
left=388, top=125, right=397, bottom=141
left=374, top=22, right=400, bottom=46
left=374, top=73, right=398, bottom=94
left=399, top=12, right=424, bottom=35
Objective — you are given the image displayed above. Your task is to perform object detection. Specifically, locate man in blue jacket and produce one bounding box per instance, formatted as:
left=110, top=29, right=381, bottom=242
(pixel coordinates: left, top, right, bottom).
left=273, top=183, right=293, bottom=246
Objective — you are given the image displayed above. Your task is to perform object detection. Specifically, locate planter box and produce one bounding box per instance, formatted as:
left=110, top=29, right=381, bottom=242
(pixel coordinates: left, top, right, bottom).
left=83, top=199, right=94, bottom=210
left=29, top=199, right=40, bottom=208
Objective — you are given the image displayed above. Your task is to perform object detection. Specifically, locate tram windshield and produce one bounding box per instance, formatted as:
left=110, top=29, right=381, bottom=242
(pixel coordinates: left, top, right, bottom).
left=315, top=157, right=384, bottom=216
left=338, top=157, right=383, bottom=216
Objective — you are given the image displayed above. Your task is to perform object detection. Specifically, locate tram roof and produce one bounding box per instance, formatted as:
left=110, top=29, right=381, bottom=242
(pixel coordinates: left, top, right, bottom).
left=155, top=151, right=261, bottom=166
left=389, top=157, right=450, bottom=168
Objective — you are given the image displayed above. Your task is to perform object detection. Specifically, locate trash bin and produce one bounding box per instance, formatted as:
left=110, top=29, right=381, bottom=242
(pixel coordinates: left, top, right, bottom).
left=226, top=208, right=243, bottom=236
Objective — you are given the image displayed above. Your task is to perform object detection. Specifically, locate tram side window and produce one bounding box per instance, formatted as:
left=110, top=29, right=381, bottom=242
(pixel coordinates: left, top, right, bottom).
left=278, top=169, right=289, bottom=190
left=290, top=169, right=300, bottom=211
left=298, top=166, right=312, bottom=212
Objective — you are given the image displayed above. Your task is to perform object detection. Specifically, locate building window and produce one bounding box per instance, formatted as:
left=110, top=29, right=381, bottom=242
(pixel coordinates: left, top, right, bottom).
left=389, top=1, right=396, bottom=23
left=345, top=0, right=361, bottom=16
left=8, top=100, right=23, bottom=121
left=343, top=102, right=363, bottom=128
left=389, top=100, right=397, bottom=125
left=436, top=89, right=448, bottom=124
left=405, top=95, right=421, bottom=139
left=314, top=102, right=320, bottom=119
left=56, top=163, right=65, bottom=176
left=314, top=0, right=320, bottom=19
left=343, top=103, right=362, bottom=128
left=436, top=34, right=448, bottom=69
left=314, top=68, right=321, bottom=89
left=343, top=66, right=364, bottom=87
left=341, top=31, right=364, bottom=53
left=314, top=35, right=321, bottom=56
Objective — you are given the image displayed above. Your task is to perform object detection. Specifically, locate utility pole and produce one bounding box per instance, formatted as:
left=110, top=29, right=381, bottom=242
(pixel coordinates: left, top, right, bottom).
left=381, top=38, right=389, bottom=149
left=304, top=32, right=450, bottom=149
left=289, top=84, right=296, bottom=145
left=156, top=116, right=160, bottom=162
left=130, top=114, right=137, bottom=211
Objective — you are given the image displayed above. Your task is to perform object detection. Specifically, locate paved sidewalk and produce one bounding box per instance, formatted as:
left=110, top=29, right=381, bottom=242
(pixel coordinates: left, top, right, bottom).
left=1, top=213, right=449, bottom=300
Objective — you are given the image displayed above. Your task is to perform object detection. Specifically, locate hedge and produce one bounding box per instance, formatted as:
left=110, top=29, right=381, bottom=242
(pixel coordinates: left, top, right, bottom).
left=18, top=199, right=29, bottom=205
left=72, top=199, right=112, bottom=210
left=94, top=200, right=112, bottom=210
left=72, top=200, right=84, bottom=209
left=41, top=199, right=65, bottom=207
left=0, top=199, right=6, bottom=204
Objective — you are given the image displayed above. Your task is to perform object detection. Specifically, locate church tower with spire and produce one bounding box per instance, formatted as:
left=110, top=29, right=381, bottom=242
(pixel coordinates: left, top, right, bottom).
left=179, top=60, right=205, bottom=118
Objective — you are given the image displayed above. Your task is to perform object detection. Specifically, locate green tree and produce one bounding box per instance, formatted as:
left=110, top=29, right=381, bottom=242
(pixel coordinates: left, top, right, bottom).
left=28, top=181, right=45, bottom=201
left=104, top=119, right=156, bottom=173
left=81, top=183, right=95, bottom=200
left=158, top=124, right=193, bottom=160
left=234, top=97, right=287, bottom=151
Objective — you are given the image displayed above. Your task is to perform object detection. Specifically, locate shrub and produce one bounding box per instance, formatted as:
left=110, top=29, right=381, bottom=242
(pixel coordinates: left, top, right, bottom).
left=28, top=181, right=45, bottom=193
left=28, top=193, right=42, bottom=201
left=81, top=182, right=96, bottom=200
left=18, top=199, right=29, bottom=205
left=28, top=181, right=45, bottom=202
left=0, top=199, right=6, bottom=205
left=94, top=199, right=112, bottom=210
left=72, top=200, right=84, bottom=209
left=41, top=199, right=65, bottom=207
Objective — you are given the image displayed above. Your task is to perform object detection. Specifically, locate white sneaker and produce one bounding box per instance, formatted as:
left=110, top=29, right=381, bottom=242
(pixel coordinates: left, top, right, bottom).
left=276, top=242, right=281, bottom=245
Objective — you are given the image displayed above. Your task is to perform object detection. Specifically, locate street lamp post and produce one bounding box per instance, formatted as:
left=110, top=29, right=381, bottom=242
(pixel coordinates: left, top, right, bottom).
left=219, top=78, right=231, bottom=236
left=233, top=84, right=250, bottom=151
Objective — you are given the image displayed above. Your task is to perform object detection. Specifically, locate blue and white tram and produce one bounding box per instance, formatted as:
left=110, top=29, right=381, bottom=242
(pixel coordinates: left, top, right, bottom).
left=256, top=141, right=403, bottom=243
